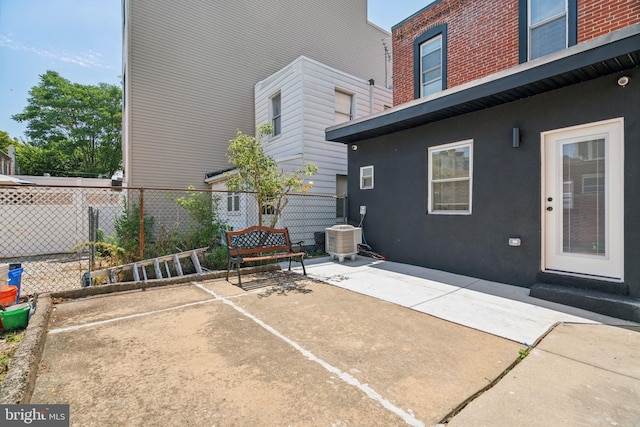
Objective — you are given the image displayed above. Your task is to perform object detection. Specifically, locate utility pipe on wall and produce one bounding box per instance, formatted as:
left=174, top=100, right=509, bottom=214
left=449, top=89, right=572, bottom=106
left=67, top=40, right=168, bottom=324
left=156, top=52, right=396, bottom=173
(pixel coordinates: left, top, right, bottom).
left=369, top=79, right=375, bottom=115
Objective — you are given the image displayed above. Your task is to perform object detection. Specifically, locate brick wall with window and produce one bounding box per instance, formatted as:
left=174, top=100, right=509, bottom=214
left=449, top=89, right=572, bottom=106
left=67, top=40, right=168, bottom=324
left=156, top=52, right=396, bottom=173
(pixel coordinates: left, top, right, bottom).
left=392, top=0, right=640, bottom=106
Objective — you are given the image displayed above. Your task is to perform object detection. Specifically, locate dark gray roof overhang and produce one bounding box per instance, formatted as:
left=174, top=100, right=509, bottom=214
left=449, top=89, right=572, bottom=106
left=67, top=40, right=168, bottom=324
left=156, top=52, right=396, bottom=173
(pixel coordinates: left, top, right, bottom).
left=326, top=25, right=640, bottom=144
left=204, top=167, right=235, bottom=181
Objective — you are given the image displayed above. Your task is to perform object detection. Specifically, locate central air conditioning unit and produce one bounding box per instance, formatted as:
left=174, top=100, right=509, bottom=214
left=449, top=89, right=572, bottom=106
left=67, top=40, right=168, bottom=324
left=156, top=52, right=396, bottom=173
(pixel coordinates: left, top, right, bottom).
left=325, top=224, right=362, bottom=262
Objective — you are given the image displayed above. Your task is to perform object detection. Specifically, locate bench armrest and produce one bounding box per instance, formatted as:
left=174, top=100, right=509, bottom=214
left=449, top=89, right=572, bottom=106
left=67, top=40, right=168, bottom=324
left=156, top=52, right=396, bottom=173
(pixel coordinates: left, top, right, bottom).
left=226, top=244, right=240, bottom=258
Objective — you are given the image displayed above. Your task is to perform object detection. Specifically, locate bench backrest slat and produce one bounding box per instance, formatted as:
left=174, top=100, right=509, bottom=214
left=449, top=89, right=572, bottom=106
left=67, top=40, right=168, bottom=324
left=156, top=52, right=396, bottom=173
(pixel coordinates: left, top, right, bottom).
left=226, top=226, right=294, bottom=256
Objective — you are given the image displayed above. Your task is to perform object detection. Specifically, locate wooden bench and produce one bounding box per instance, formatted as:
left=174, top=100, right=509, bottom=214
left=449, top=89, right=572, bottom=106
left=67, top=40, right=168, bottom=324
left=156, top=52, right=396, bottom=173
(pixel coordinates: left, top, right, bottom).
left=225, top=226, right=306, bottom=286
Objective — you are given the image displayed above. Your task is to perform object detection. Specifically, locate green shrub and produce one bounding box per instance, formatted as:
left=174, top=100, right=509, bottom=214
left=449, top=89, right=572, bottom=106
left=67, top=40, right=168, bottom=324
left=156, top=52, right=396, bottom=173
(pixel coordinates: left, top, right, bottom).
left=114, top=198, right=155, bottom=261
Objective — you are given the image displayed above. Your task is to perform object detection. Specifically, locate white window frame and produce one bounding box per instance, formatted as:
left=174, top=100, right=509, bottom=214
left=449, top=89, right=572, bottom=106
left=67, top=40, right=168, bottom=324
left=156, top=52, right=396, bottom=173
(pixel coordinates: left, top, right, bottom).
left=335, top=89, right=354, bottom=125
left=420, top=34, right=443, bottom=97
left=227, top=192, right=240, bottom=213
left=270, top=92, right=281, bottom=137
left=428, top=140, right=473, bottom=215
left=360, top=165, right=374, bottom=190
left=528, top=0, right=568, bottom=60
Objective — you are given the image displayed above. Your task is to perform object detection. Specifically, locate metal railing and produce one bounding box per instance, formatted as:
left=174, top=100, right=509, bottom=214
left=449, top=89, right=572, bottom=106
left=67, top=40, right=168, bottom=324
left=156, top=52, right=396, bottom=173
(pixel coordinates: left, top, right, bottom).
left=0, top=185, right=348, bottom=294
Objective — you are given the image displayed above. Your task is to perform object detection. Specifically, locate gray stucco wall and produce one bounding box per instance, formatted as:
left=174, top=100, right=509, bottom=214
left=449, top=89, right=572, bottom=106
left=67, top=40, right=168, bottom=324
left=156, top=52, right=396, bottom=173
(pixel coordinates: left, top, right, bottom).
left=347, top=70, right=640, bottom=296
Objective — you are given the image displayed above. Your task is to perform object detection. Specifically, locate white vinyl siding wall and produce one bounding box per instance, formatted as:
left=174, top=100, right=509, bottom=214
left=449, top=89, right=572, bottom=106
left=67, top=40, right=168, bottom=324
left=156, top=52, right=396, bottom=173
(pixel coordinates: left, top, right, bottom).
left=255, top=56, right=392, bottom=196
left=251, top=56, right=392, bottom=245
left=124, top=0, right=390, bottom=189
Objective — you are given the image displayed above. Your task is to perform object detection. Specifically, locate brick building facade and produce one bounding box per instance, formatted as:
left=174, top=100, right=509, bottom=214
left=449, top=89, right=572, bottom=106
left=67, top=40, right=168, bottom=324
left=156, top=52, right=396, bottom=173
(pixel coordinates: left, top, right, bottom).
left=392, top=0, right=640, bottom=105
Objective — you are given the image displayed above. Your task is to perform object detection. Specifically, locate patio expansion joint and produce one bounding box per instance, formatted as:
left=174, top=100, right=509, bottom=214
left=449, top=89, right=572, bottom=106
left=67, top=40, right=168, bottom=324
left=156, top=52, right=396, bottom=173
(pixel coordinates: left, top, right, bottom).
left=408, top=278, right=483, bottom=309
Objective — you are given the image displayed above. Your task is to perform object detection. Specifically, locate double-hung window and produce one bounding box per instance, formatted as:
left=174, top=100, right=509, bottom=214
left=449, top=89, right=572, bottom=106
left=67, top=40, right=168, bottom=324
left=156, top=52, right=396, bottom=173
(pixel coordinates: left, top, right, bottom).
left=335, top=90, right=353, bottom=125
left=413, top=25, right=447, bottom=99
left=420, top=35, right=443, bottom=97
left=528, top=0, right=567, bottom=59
left=428, top=140, right=473, bottom=214
left=360, top=166, right=374, bottom=190
left=227, top=192, right=240, bottom=213
left=520, top=0, right=576, bottom=62
left=270, top=93, right=281, bottom=136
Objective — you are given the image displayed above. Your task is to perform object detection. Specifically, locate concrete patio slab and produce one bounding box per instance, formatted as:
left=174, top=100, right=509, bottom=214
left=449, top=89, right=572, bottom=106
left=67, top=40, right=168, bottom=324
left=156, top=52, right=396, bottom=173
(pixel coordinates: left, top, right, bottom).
left=411, top=285, right=594, bottom=345
left=536, top=323, right=640, bottom=378
left=446, top=324, right=640, bottom=427
left=323, top=270, right=455, bottom=308
left=30, top=275, right=523, bottom=426
left=206, top=276, right=522, bottom=424
left=294, top=257, right=636, bottom=345
left=49, top=284, right=212, bottom=330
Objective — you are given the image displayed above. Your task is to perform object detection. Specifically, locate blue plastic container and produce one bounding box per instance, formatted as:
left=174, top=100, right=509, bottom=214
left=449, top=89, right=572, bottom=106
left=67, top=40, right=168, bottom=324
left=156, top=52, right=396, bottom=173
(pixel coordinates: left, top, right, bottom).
left=8, top=267, right=23, bottom=305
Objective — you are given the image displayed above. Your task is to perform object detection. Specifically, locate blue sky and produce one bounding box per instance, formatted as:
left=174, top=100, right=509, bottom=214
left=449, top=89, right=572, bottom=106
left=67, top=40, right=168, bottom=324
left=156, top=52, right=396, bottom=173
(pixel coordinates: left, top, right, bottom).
left=0, top=0, right=432, bottom=141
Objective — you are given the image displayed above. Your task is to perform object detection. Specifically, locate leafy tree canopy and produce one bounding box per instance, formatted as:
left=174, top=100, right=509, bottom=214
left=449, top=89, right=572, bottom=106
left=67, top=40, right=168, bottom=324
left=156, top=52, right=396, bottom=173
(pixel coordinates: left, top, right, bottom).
left=11, top=70, right=122, bottom=177
left=226, top=123, right=317, bottom=227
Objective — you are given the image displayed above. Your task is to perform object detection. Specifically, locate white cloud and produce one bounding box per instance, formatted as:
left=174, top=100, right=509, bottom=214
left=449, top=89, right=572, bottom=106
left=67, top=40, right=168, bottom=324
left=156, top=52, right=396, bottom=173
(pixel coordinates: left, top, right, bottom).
left=0, top=35, right=115, bottom=70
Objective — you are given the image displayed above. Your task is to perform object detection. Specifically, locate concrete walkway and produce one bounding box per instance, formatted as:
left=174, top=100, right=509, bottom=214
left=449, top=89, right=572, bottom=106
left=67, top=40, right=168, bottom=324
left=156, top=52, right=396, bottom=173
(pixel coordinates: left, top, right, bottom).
left=292, top=257, right=635, bottom=345
left=286, top=257, right=640, bottom=426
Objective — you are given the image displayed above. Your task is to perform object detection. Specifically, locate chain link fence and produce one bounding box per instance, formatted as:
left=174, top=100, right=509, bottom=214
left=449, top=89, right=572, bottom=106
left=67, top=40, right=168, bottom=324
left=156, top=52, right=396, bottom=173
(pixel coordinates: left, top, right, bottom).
left=1, top=185, right=348, bottom=295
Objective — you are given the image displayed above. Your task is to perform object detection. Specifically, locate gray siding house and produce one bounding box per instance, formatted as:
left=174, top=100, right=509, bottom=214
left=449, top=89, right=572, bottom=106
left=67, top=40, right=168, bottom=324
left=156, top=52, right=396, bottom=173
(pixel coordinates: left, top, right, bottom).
left=122, top=0, right=391, bottom=189
left=254, top=56, right=392, bottom=197
left=205, top=56, right=392, bottom=243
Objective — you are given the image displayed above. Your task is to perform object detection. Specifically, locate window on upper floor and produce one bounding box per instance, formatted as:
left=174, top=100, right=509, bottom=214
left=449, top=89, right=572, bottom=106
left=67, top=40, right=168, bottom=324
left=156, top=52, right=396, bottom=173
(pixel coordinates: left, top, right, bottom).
left=270, top=92, right=281, bottom=136
left=428, top=140, right=473, bottom=214
left=335, top=90, right=353, bottom=125
left=520, top=0, right=577, bottom=62
left=420, top=35, right=443, bottom=97
left=413, top=25, right=447, bottom=100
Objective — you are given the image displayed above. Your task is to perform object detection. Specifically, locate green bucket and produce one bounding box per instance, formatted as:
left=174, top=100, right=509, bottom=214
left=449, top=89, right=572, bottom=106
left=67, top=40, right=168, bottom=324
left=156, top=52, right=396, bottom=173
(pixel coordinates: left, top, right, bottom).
left=0, top=302, right=30, bottom=331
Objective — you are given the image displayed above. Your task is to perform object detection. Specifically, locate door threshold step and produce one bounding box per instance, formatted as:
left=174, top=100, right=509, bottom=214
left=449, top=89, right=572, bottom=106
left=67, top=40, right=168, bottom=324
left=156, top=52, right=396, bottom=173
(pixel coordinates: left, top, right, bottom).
left=530, top=283, right=640, bottom=323
left=536, top=272, right=627, bottom=295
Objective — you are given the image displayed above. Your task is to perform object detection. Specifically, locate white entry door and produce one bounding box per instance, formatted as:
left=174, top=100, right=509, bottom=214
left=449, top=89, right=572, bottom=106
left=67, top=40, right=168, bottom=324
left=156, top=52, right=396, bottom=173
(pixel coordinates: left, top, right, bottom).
left=542, top=118, right=624, bottom=281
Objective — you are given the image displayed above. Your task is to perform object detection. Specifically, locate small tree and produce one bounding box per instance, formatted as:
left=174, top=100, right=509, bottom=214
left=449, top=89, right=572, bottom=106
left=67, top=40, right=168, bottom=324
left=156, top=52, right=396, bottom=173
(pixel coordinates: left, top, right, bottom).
left=227, top=123, right=318, bottom=227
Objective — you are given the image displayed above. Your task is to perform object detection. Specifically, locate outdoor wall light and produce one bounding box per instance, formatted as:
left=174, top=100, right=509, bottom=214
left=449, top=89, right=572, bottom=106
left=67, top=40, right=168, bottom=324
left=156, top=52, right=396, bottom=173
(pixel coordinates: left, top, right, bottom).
left=512, top=127, right=520, bottom=148
left=618, top=76, right=630, bottom=87
left=351, top=144, right=358, bottom=151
